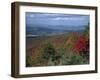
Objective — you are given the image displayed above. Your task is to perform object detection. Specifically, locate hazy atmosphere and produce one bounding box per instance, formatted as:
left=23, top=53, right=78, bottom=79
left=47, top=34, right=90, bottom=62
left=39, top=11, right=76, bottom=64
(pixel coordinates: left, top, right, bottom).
left=26, top=12, right=90, bottom=67
left=26, top=12, right=89, bottom=31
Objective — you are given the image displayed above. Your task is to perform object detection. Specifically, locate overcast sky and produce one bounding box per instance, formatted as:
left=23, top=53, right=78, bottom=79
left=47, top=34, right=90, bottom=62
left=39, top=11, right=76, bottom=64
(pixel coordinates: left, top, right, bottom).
left=26, top=12, right=89, bottom=30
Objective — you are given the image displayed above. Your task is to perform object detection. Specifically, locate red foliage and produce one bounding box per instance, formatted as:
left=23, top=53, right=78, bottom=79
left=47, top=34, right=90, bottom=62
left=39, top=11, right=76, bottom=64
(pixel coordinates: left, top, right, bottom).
left=73, top=35, right=89, bottom=53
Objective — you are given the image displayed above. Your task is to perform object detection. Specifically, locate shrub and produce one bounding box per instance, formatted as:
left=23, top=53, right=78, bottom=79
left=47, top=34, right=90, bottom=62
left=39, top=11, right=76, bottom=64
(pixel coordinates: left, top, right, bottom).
left=26, top=54, right=33, bottom=67
left=41, top=42, right=56, bottom=60
left=73, top=26, right=89, bottom=60
left=63, top=52, right=84, bottom=65
left=73, top=35, right=87, bottom=53
left=59, top=48, right=84, bottom=65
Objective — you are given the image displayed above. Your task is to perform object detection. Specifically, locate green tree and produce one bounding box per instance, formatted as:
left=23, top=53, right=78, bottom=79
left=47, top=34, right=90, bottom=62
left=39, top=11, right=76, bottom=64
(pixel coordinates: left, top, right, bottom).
left=41, top=42, right=56, bottom=60
left=26, top=54, right=33, bottom=67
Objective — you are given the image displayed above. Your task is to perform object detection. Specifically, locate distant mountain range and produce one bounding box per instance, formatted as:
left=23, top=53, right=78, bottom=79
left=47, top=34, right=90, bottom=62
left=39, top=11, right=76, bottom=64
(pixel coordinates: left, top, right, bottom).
left=26, top=26, right=84, bottom=37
